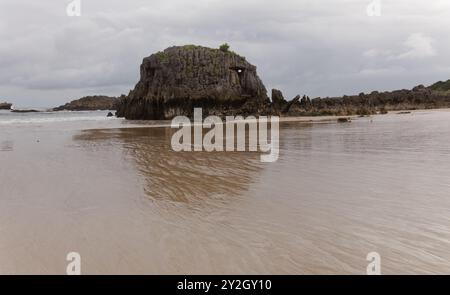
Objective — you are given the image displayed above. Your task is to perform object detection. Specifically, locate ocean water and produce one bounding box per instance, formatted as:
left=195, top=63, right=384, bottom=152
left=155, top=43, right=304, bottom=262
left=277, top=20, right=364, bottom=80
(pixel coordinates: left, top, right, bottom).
left=0, top=110, right=121, bottom=126
left=1, top=109, right=450, bottom=274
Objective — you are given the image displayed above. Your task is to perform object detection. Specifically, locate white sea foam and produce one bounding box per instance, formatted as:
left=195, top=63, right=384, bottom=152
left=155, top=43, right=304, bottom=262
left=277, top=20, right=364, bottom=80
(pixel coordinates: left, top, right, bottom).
left=0, top=111, right=118, bottom=125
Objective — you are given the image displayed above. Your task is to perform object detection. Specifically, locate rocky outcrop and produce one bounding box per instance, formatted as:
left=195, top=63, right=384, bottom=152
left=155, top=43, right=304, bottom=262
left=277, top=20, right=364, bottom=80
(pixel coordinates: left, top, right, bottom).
left=428, top=80, right=450, bottom=93
left=116, top=45, right=270, bottom=120
left=282, top=80, right=450, bottom=117
left=54, top=96, right=118, bottom=111
left=269, top=90, right=311, bottom=116
left=270, top=89, right=287, bottom=114
left=337, top=117, right=351, bottom=123
left=115, top=45, right=450, bottom=119
left=282, top=95, right=301, bottom=114
left=0, top=102, right=12, bottom=110
left=11, top=109, right=40, bottom=113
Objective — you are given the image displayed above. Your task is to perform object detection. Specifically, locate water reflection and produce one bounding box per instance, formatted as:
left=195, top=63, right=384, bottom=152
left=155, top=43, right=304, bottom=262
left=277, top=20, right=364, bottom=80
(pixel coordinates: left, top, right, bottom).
left=74, top=127, right=264, bottom=206
left=9, top=112, right=450, bottom=274
left=0, top=140, right=13, bottom=152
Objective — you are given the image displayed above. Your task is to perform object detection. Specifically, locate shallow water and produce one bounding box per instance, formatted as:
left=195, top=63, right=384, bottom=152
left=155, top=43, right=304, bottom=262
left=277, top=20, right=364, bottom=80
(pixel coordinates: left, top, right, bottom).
left=1, top=110, right=450, bottom=274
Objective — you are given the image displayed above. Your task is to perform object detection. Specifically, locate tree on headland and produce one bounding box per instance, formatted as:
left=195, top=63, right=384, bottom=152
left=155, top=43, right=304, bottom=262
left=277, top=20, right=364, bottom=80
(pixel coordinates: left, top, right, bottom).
left=219, top=43, right=230, bottom=52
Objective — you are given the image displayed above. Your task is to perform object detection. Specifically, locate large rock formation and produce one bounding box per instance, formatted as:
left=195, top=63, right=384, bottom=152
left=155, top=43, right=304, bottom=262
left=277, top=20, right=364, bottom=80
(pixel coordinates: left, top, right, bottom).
left=54, top=96, right=118, bottom=111
left=115, top=45, right=450, bottom=119
left=0, top=102, right=12, bottom=110
left=116, top=45, right=270, bottom=120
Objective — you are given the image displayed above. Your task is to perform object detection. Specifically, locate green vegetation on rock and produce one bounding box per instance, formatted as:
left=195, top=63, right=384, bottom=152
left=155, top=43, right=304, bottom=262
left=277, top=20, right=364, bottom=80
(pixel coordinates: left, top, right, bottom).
left=219, top=43, right=230, bottom=52
left=428, top=80, right=450, bottom=93
left=154, top=51, right=169, bottom=62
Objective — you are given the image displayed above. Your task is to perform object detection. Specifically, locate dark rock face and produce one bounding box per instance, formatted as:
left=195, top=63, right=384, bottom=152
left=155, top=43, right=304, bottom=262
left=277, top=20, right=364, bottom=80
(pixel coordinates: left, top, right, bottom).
left=283, top=82, right=450, bottom=117
left=270, top=89, right=287, bottom=114
left=282, top=95, right=301, bottom=114
left=54, top=96, right=118, bottom=111
left=0, top=102, right=12, bottom=110
left=114, top=45, right=450, bottom=119
left=337, top=117, right=351, bottom=123
left=116, top=45, right=270, bottom=120
left=11, top=109, right=40, bottom=113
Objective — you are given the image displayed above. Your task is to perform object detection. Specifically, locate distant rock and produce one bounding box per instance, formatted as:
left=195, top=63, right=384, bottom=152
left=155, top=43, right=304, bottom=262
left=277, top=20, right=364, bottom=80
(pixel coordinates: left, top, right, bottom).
left=11, top=109, right=40, bottom=113
left=0, top=102, right=12, bottom=110
left=107, top=112, right=114, bottom=117
left=116, top=45, right=270, bottom=120
left=338, top=117, right=352, bottom=123
left=54, top=96, right=118, bottom=111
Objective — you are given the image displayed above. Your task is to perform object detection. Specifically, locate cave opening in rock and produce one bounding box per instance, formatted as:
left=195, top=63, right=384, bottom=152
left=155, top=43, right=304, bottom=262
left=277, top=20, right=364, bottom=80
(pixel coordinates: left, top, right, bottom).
left=230, top=66, right=246, bottom=86
left=230, top=66, right=245, bottom=77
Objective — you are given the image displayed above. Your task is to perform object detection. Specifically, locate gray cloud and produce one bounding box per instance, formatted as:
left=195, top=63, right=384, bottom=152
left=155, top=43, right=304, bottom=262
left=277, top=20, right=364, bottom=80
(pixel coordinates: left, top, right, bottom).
left=0, top=0, right=449, bottom=107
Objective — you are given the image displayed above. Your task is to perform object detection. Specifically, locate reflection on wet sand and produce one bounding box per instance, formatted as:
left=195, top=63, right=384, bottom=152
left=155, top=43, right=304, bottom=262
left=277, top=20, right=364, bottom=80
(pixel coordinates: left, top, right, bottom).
left=3, top=111, right=450, bottom=274
left=74, top=127, right=264, bottom=206
left=0, top=140, right=13, bottom=152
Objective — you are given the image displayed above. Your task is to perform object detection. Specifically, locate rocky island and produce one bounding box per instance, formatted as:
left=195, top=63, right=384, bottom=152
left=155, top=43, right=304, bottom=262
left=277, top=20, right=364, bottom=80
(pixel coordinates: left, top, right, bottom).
left=116, top=45, right=450, bottom=120
left=116, top=45, right=270, bottom=120
left=54, top=95, right=118, bottom=111
left=0, top=102, right=12, bottom=110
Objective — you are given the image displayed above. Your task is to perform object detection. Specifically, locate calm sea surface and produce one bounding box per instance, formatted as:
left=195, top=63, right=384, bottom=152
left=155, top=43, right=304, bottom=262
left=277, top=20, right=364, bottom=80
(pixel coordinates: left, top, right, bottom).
left=1, top=109, right=450, bottom=274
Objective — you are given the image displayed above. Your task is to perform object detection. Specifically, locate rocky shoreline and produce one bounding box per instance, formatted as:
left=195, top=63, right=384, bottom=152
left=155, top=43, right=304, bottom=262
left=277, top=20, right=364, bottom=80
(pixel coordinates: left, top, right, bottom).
left=3, top=45, right=450, bottom=119
left=116, top=45, right=450, bottom=120
left=278, top=82, right=450, bottom=117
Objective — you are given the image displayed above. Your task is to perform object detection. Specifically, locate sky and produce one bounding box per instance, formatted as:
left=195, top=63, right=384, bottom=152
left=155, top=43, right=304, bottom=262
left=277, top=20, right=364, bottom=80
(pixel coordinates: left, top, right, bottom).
left=0, top=0, right=449, bottom=108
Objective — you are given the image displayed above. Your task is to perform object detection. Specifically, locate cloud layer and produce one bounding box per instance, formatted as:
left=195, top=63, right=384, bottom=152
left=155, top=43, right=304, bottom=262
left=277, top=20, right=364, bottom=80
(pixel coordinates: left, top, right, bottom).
left=0, top=0, right=449, bottom=107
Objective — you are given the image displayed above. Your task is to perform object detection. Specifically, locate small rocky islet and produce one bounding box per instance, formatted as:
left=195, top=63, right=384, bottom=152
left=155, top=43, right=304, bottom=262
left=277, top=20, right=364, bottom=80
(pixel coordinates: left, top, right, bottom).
left=0, top=102, right=12, bottom=110
left=1, top=96, right=118, bottom=113
left=53, top=96, right=119, bottom=111
left=115, top=45, right=270, bottom=120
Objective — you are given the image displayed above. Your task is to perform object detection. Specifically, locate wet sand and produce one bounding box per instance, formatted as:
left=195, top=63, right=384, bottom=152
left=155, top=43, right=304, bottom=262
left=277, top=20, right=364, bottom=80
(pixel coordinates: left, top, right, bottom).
left=1, top=110, right=450, bottom=274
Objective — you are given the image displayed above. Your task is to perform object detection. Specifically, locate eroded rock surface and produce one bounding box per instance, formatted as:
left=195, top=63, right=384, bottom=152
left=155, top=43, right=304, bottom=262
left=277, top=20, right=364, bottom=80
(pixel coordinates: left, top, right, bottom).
left=116, top=45, right=270, bottom=120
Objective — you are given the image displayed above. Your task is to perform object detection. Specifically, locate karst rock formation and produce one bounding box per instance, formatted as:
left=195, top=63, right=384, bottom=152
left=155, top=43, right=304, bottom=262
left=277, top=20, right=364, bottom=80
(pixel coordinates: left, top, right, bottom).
left=116, top=45, right=271, bottom=120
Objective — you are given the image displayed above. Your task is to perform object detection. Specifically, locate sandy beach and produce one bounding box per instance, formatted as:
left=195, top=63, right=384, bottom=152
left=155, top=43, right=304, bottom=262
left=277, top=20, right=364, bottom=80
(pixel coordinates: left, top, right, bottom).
left=1, top=110, right=450, bottom=274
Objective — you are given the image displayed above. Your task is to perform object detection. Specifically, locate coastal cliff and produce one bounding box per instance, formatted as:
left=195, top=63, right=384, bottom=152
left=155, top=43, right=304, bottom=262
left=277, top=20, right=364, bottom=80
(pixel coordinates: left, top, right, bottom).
left=116, top=45, right=270, bottom=120
left=54, top=96, right=118, bottom=111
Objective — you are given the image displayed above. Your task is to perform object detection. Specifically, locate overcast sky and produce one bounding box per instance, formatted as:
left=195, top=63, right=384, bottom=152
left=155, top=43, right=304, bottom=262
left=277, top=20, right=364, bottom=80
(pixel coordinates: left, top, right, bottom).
left=0, top=0, right=449, bottom=107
